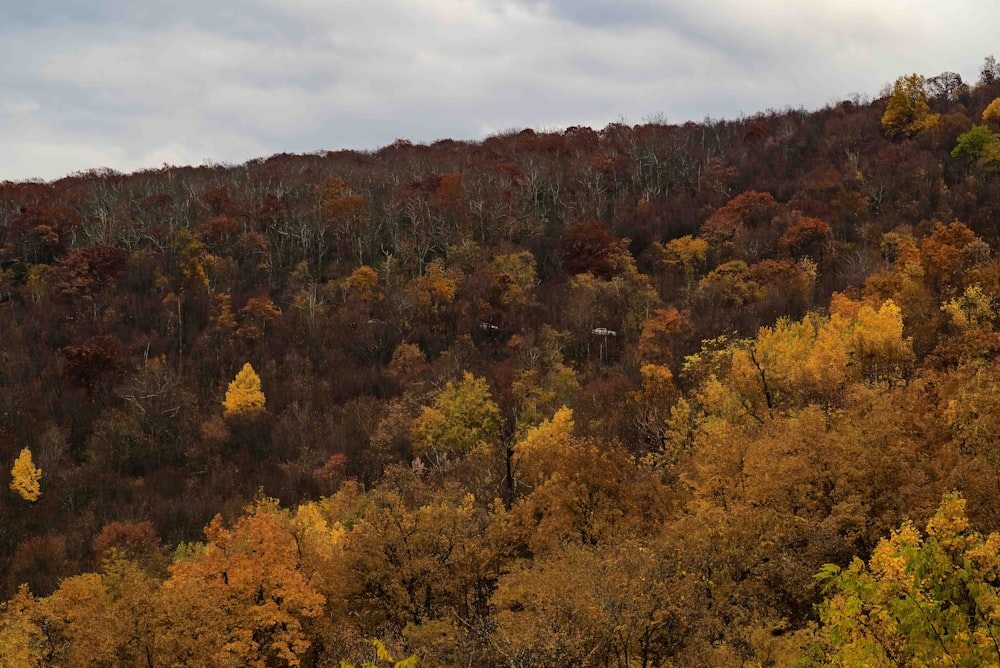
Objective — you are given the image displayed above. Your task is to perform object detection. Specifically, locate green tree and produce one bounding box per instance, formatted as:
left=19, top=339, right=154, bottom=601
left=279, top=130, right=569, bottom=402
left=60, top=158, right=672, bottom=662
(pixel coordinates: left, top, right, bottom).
left=952, top=124, right=1000, bottom=162
left=810, top=493, right=1000, bottom=666
left=411, top=372, right=502, bottom=463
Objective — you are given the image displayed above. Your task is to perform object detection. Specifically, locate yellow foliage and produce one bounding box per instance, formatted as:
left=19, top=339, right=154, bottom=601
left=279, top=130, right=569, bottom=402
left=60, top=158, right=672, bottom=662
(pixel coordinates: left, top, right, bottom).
left=881, top=74, right=940, bottom=139
left=695, top=298, right=913, bottom=427
left=511, top=361, right=579, bottom=432
left=346, top=265, right=381, bottom=302
left=983, top=97, right=1000, bottom=124
left=662, top=235, right=709, bottom=284
left=942, top=284, right=995, bottom=330
left=513, top=406, right=575, bottom=486
left=851, top=299, right=913, bottom=381
left=981, top=140, right=1000, bottom=173
left=162, top=503, right=325, bottom=666
left=869, top=521, right=921, bottom=584
left=0, top=585, right=42, bottom=666
left=925, top=493, right=972, bottom=550
left=817, top=493, right=1000, bottom=665
left=804, top=315, right=851, bottom=390
left=411, top=372, right=502, bottom=462
left=10, top=448, right=41, bottom=502
left=407, top=259, right=462, bottom=313
left=223, top=362, right=266, bottom=417
left=491, top=251, right=538, bottom=309
left=753, top=316, right=817, bottom=392
left=640, top=363, right=674, bottom=394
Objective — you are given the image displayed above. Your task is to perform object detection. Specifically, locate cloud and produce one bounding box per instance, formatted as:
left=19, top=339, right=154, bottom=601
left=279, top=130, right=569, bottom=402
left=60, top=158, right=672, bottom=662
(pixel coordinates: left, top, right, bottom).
left=0, top=0, right=997, bottom=181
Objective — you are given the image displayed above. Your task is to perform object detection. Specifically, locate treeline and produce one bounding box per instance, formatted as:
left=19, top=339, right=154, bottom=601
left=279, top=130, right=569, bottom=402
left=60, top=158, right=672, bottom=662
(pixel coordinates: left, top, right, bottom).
left=2, top=59, right=1000, bottom=665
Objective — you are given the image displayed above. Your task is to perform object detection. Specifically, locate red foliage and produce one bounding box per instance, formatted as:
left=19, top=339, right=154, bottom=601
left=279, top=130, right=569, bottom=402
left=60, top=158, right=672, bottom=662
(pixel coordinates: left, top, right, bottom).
left=557, top=220, right=630, bottom=279
left=48, top=245, right=129, bottom=300
left=701, top=191, right=779, bottom=244
left=779, top=216, right=832, bottom=259
left=5, top=204, right=81, bottom=263
left=60, top=335, right=129, bottom=394
left=92, top=520, right=161, bottom=561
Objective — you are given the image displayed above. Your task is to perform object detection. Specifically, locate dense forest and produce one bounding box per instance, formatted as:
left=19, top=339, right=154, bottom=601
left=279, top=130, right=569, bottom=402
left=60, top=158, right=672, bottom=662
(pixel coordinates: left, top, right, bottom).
left=4, top=58, right=1000, bottom=666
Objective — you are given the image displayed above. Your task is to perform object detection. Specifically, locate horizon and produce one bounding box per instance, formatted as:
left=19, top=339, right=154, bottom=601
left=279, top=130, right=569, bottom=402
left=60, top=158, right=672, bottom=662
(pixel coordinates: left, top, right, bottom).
left=2, top=0, right=995, bottom=182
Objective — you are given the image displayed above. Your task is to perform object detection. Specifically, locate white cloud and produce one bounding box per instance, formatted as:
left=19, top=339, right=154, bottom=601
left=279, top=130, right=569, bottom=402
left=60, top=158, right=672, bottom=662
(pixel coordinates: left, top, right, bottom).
left=0, top=0, right=997, bottom=181
left=1, top=101, right=41, bottom=117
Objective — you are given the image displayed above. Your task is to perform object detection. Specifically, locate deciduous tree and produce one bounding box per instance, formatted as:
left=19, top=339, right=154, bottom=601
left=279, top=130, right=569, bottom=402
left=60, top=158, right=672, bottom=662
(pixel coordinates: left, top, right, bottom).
left=411, top=372, right=501, bottom=464
left=9, top=448, right=40, bottom=502
left=223, top=362, right=266, bottom=417
left=811, top=493, right=1000, bottom=666
left=881, top=74, right=939, bottom=140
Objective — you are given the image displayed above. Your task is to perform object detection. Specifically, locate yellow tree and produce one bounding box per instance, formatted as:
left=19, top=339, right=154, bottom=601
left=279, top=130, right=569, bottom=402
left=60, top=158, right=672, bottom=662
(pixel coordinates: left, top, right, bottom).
left=411, top=372, right=501, bottom=464
left=10, top=448, right=41, bottom=502
left=661, top=234, right=709, bottom=292
left=223, top=363, right=266, bottom=417
left=983, top=97, right=1000, bottom=124
left=881, top=74, right=939, bottom=139
left=812, top=493, right=1000, bottom=667
left=490, top=250, right=538, bottom=323
left=38, top=555, right=160, bottom=666
left=0, top=586, right=43, bottom=666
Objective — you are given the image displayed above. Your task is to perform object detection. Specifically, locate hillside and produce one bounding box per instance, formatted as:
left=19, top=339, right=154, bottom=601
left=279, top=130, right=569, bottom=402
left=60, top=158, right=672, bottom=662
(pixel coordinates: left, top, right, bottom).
left=3, top=61, right=1000, bottom=665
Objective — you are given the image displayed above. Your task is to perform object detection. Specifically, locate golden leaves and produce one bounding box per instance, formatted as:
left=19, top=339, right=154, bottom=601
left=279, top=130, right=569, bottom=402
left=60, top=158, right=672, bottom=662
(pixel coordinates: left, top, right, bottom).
left=161, top=503, right=325, bottom=667
left=9, top=448, right=41, bottom=502
left=411, top=372, right=501, bottom=463
left=881, top=74, right=940, bottom=140
left=223, top=362, right=266, bottom=417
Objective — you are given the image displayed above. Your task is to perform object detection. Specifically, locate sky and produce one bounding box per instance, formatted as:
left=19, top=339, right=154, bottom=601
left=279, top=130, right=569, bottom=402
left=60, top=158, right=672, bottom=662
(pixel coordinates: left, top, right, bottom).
left=0, top=0, right=996, bottom=182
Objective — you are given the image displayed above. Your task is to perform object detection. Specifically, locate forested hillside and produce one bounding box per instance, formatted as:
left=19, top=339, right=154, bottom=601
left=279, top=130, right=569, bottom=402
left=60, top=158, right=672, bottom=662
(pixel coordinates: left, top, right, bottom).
left=4, top=60, right=1000, bottom=665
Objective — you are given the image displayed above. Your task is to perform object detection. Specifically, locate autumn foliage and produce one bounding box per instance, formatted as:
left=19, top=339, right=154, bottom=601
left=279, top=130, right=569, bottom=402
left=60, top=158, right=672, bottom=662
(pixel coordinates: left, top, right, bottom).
left=9, top=449, right=40, bottom=502
left=3, top=55, right=1000, bottom=666
left=223, top=362, right=266, bottom=417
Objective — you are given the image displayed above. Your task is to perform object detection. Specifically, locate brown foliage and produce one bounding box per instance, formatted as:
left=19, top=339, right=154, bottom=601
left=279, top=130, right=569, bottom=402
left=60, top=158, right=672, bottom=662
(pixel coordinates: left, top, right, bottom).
left=60, top=335, right=129, bottom=394
left=557, top=220, right=632, bottom=279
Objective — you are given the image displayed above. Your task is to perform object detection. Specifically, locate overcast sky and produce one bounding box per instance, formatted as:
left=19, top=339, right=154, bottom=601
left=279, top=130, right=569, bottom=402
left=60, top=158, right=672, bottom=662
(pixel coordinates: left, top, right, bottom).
left=1, top=0, right=996, bottom=182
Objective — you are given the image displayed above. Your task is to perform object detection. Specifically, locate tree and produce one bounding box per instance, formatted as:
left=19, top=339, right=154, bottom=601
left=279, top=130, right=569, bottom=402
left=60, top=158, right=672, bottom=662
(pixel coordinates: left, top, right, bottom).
left=951, top=125, right=999, bottom=163
left=158, top=500, right=325, bottom=667
left=881, top=74, right=939, bottom=139
left=982, top=97, right=1000, bottom=124
left=37, top=555, right=160, bottom=666
left=811, top=493, right=1000, bottom=666
left=492, top=540, right=698, bottom=667
left=557, top=220, right=633, bottom=279
left=979, top=55, right=1000, bottom=86
left=223, top=362, right=266, bottom=417
left=779, top=216, right=832, bottom=262
left=638, top=307, right=691, bottom=367
left=660, top=234, right=709, bottom=291
left=926, top=71, right=968, bottom=102
left=851, top=299, right=914, bottom=383
left=700, top=191, right=779, bottom=261
left=411, top=372, right=501, bottom=463
left=341, top=485, right=494, bottom=644
left=0, top=585, right=42, bottom=666
left=9, top=448, right=40, bottom=502
left=490, top=250, right=538, bottom=318
left=59, top=335, right=129, bottom=396
left=237, top=295, right=281, bottom=342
